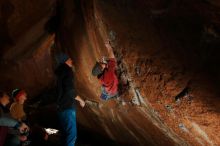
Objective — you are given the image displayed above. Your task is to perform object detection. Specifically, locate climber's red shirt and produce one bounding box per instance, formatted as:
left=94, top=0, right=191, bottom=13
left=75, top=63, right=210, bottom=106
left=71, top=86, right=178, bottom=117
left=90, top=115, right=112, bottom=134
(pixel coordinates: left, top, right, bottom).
left=99, top=58, right=118, bottom=95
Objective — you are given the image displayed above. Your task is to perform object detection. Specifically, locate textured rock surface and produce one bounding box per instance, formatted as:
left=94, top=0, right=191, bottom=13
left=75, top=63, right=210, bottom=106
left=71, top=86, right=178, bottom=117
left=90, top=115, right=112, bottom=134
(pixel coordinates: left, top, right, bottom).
left=0, top=0, right=220, bottom=146
left=0, top=0, right=56, bottom=95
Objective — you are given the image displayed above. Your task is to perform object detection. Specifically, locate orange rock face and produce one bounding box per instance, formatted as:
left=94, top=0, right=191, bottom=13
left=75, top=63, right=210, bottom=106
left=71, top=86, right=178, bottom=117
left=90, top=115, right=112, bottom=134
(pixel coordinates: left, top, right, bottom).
left=1, top=0, right=220, bottom=145
left=0, top=0, right=56, bottom=94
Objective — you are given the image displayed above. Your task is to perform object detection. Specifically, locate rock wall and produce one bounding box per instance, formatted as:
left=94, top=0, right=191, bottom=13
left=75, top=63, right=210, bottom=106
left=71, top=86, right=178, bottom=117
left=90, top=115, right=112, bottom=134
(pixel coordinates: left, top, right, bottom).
left=58, top=0, right=220, bottom=145
left=0, top=0, right=220, bottom=145
left=0, top=0, right=56, bottom=95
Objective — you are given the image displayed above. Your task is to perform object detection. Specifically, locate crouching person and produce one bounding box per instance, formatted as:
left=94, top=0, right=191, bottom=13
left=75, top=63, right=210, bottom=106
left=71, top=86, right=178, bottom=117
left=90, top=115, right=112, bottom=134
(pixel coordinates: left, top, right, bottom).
left=10, top=89, right=27, bottom=122
left=0, top=91, right=29, bottom=146
left=92, top=42, right=119, bottom=100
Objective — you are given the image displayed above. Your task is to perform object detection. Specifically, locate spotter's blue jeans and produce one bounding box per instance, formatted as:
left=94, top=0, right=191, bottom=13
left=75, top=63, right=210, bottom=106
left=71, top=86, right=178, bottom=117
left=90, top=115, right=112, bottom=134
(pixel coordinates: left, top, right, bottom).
left=58, top=108, right=77, bottom=146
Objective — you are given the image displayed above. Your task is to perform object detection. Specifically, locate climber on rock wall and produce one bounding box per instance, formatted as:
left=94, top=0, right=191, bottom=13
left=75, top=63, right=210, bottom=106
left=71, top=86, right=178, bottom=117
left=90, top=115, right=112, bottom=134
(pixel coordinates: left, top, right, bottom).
left=92, top=41, right=119, bottom=100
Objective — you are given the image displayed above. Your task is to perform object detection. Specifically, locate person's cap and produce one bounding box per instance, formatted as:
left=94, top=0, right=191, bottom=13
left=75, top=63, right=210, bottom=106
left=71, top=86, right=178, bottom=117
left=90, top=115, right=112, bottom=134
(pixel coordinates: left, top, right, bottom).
left=92, top=62, right=103, bottom=76
left=56, top=53, right=69, bottom=65
left=12, top=89, right=26, bottom=100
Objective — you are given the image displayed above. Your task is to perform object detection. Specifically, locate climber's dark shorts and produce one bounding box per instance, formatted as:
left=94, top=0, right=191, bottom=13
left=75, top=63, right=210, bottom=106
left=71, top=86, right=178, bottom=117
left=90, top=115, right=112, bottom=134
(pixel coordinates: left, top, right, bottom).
left=100, top=86, right=118, bottom=100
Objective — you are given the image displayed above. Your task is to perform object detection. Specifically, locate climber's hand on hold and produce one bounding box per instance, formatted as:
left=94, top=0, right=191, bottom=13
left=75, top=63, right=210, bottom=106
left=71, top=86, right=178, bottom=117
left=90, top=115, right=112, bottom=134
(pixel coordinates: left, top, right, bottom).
left=105, top=41, right=115, bottom=58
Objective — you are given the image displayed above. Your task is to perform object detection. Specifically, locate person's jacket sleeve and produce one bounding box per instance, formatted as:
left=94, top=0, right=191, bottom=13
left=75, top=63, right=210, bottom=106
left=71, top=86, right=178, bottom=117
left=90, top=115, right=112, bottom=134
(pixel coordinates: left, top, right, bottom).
left=0, top=116, right=18, bottom=127
left=56, top=69, right=64, bottom=102
left=0, top=109, right=19, bottom=128
left=108, top=58, right=116, bottom=71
